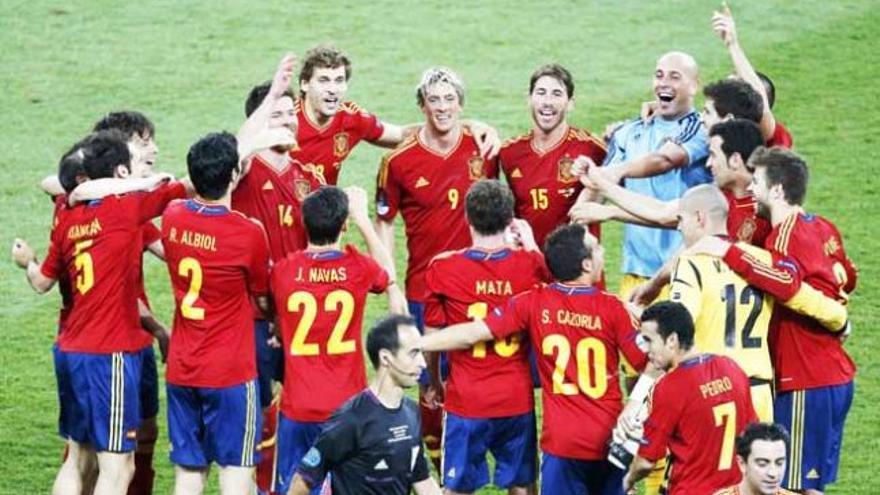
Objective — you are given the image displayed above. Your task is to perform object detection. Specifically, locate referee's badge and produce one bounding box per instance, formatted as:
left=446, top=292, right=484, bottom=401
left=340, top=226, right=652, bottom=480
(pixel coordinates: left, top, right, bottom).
left=303, top=447, right=322, bottom=468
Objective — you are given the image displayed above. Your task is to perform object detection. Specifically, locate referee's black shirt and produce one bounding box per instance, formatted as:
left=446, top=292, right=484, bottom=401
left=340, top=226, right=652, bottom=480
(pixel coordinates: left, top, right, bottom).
left=297, top=388, right=431, bottom=494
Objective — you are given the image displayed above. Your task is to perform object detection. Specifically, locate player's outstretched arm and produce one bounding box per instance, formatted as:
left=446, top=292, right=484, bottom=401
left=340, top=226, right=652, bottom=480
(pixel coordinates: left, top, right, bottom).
left=419, top=321, right=493, bottom=352
left=12, top=239, right=55, bottom=293
left=712, top=4, right=777, bottom=141
left=604, top=141, right=690, bottom=182
left=40, top=174, right=65, bottom=197
left=587, top=161, right=679, bottom=227
left=345, top=187, right=398, bottom=281
left=236, top=53, right=297, bottom=168
left=67, top=173, right=174, bottom=205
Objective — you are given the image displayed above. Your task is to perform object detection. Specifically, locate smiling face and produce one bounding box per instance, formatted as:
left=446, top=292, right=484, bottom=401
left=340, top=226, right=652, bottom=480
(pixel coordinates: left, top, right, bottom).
left=529, top=75, right=572, bottom=133
left=420, top=81, right=462, bottom=135
left=127, top=132, right=158, bottom=178
left=302, top=66, right=348, bottom=120
left=653, top=52, right=698, bottom=118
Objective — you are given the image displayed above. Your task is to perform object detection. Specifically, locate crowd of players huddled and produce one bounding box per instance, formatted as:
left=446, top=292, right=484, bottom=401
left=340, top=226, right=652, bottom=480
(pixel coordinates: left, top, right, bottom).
left=13, top=5, right=857, bottom=495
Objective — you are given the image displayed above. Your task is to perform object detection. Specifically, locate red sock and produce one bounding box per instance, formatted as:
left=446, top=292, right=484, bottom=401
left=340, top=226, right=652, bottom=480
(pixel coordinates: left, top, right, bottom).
left=256, top=399, right=280, bottom=494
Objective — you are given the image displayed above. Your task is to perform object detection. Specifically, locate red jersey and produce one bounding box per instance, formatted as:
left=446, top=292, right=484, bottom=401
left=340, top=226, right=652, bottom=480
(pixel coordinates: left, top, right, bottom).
left=42, top=183, right=185, bottom=353
left=767, top=122, right=793, bottom=148
left=723, top=189, right=771, bottom=246
left=640, top=354, right=758, bottom=495
left=486, top=283, right=647, bottom=460
left=232, top=154, right=321, bottom=263
left=162, top=199, right=271, bottom=388
left=49, top=195, right=74, bottom=331
left=271, top=246, right=390, bottom=421
left=499, top=127, right=606, bottom=247
left=764, top=212, right=857, bottom=392
left=424, top=247, right=549, bottom=417
left=132, top=221, right=163, bottom=349
left=290, top=100, right=385, bottom=185
left=376, top=130, right=498, bottom=301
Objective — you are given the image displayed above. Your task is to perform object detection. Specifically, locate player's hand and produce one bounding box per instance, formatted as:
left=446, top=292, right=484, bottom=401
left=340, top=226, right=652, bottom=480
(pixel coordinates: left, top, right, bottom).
left=712, top=3, right=738, bottom=47
left=640, top=100, right=658, bottom=121
left=469, top=121, right=501, bottom=160
left=154, top=326, right=171, bottom=363
left=569, top=202, right=613, bottom=225
left=423, top=382, right=444, bottom=409
left=507, top=218, right=538, bottom=251
left=344, top=186, right=370, bottom=224
left=147, top=172, right=175, bottom=189
left=684, top=235, right=732, bottom=258
left=616, top=410, right=644, bottom=442
left=11, top=238, right=35, bottom=269
left=603, top=121, right=625, bottom=143
left=629, top=280, right=662, bottom=307
left=269, top=53, right=297, bottom=99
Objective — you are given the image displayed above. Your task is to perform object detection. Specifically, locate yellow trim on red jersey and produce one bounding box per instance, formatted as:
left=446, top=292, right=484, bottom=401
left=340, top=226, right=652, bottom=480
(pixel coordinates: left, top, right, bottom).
left=570, top=127, right=608, bottom=152
left=377, top=136, right=419, bottom=188
left=500, top=132, right=531, bottom=150
left=340, top=100, right=365, bottom=114
left=774, top=213, right=798, bottom=255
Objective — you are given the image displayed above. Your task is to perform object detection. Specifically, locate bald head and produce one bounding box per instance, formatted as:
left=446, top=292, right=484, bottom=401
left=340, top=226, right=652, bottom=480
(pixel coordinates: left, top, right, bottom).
left=681, top=184, right=729, bottom=224
left=657, top=51, right=699, bottom=80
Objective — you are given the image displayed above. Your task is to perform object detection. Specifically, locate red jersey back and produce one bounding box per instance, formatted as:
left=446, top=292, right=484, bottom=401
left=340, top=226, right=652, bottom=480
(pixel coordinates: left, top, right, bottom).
left=767, top=122, right=793, bottom=148
left=486, top=283, right=647, bottom=460
left=424, top=247, right=549, bottom=417
left=162, top=199, right=271, bottom=388
left=232, top=154, right=320, bottom=263
left=271, top=246, right=390, bottom=421
left=640, top=354, right=758, bottom=495
left=499, top=127, right=606, bottom=247
left=765, top=212, right=857, bottom=392
left=724, top=190, right=771, bottom=247
left=376, top=130, right=498, bottom=301
left=290, top=100, right=384, bottom=185
left=42, top=183, right=185, bottom=353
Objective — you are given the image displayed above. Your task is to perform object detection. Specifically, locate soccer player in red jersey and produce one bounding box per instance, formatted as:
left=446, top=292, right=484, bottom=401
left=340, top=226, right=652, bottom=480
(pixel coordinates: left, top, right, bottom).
left=375, top=66, right=499, bottom=470
left=270, top=185, right=405, bottom=494
left=695, top=148, right=856, bottom=494
left=291, top=45, right=500, bottom=186
left=713, top=423, right=798, bottom=495
left=14, top=130, right=185, bottom=495
left=712, top=4, right=793, bottom=148
left=162, top=132, right=271, bottom=494
left=624, top=302, right=758, bottom=495
left=423, top=180, right=548, bottom=494
left=498, top=64, right=606, bottom=249
left=420, top=223, right=651, bottom=495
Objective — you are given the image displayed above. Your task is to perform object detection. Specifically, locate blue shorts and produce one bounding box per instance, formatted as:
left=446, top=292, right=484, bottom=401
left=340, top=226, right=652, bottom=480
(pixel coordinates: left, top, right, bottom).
left=541, top=454, right=624, bottom=495
left=255, top=319, right=284, bottom=409
left=408, top=301, right=448, bottom=385
left=167, top=379, right=261, bottom=468
left=272, top=415, right=325, bottom=495
left=58, top=350, right=143, bottom=453
left=775, top=382, right=854, bottom=491
left=138, top=345, right=159, bottom=419
left=442, top=411, right=537, bottom=491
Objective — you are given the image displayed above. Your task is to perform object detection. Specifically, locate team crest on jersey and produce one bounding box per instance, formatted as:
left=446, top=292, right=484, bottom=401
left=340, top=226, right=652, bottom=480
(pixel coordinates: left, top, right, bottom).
left=467, top=156, right=485, bottom=180
left=557, top=156, right=577, bottom=183
left=333, top=132, right=350, bottom=158
left=294, top=179, right=312, bottom=200
left=737, top=218, right=757, bottom=242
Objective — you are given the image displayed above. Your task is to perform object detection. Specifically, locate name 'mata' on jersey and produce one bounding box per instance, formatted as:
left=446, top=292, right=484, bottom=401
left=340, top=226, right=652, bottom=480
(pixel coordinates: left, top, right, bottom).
left=498, top=126, right=606, bottom=248
left=376, top=130, right=499, bottom=302
left=640, top=354, right=758, bottom=494
left=425, top=247, right=548, bottom=417
left=291, top=100, right=385, bottom=185
left=271, top=245, right=391, bottom=422
left=485, top=283, right=647, bottom=460
left=296, top=389, right=431, bottom=495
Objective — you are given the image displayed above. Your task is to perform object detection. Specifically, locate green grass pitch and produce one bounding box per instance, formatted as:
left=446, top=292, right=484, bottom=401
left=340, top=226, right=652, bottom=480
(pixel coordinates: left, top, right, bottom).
left=1, top=1, right=877, bottom=493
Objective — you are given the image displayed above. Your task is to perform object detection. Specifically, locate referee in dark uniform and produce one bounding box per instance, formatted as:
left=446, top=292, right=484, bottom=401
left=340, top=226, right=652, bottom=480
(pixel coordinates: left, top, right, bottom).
left=289, top=314, right=442, bottom=495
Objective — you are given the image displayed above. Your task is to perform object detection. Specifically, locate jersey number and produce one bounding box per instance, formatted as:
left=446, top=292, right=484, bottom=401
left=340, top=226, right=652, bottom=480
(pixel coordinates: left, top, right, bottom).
left=530, top=188, right=549, bottom=210
left=447, top=189, right=460, bottom=210
left=288, top=290, right=356, bottom=356
left=713, top=401, right=737, bottom=470
left=278, top=204, right=295, bottom=227
left=722, top=284, right=763, bottom=349
left=466, top=302, right=520, bottom=357
left=542, top=334, right=607, bottom=398
left=178, top=257, right=205, bottom=320
left=73, top=239, right=94, bottom=295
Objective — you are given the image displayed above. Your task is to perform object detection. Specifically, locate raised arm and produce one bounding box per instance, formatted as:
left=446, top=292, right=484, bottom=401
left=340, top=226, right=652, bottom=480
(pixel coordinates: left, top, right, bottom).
left=12, top=239, right=56, bottom=294
left=67, top=173, right=174, bottom=205
left=419, top=320, right=494, bottom=352
left=712, top=4, right=776, bottom=141
left=236, top=53, right=297, bottom=167
left=40, top=174, right=65, bottom=197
